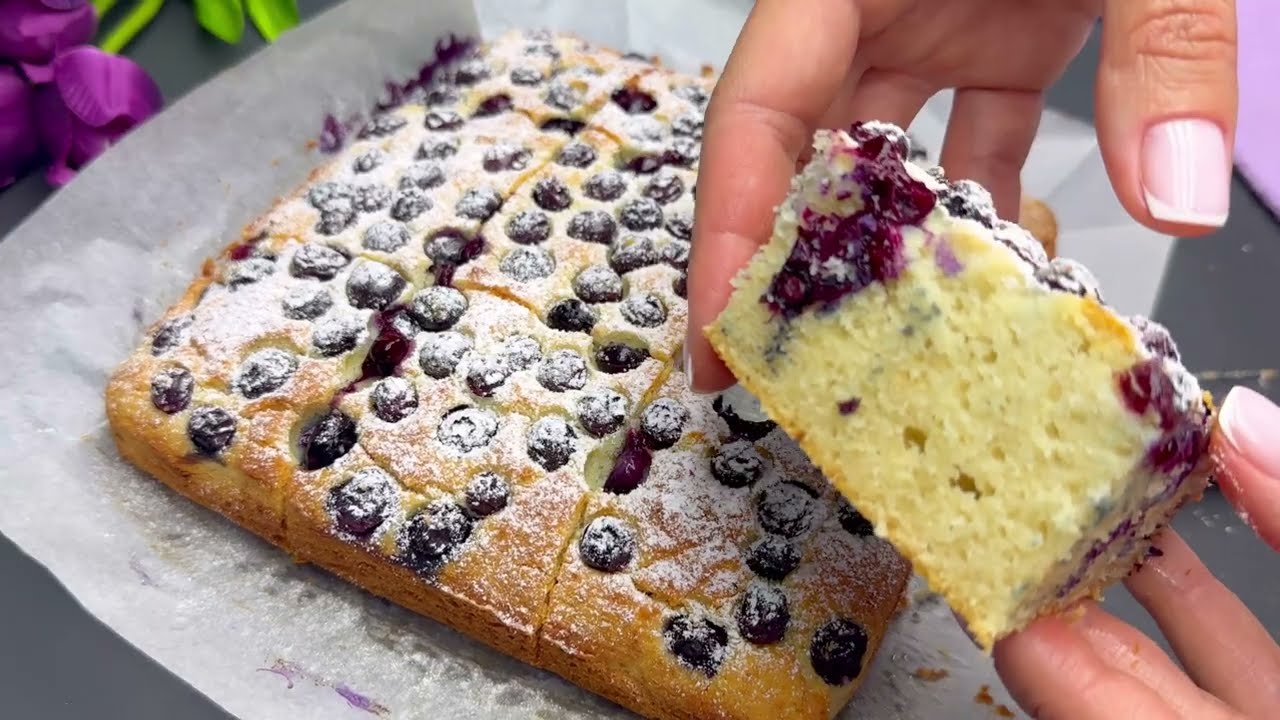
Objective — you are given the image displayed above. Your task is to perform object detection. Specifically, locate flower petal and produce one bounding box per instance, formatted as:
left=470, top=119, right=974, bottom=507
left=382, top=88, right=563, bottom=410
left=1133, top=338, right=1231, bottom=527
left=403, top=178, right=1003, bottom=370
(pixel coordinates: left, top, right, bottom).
left=39, top=0, right=87, bottom=9
left=0, top=63, right=41, bottom=187
left=33, top=82, right=72, bottom=182
left=0, top=0, right=96, bottom=65
left=52, top=46, right=162, bottom=128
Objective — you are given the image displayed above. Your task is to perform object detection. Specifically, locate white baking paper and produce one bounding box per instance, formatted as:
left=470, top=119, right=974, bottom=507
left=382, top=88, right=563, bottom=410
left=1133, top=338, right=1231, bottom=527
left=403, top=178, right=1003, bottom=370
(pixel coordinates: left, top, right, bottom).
left=0, top=0, right=1175, bottom=718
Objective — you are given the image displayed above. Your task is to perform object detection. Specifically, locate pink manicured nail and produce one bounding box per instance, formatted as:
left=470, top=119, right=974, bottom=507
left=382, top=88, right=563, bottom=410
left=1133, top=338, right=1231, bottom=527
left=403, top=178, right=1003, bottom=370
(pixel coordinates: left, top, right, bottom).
left=1141, top=118, right=1230, bottom=227
left=1218, top=386, right=1280, bottom=479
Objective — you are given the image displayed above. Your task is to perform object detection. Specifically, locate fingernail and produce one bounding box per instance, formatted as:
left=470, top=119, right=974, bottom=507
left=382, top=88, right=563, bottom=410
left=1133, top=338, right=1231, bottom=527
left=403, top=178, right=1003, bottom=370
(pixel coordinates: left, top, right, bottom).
left=682, top=343, right=695, bottom=390
left=1141, top=118, right=1230, bottom=227
left=1218, top=386, right=1280, bottom=477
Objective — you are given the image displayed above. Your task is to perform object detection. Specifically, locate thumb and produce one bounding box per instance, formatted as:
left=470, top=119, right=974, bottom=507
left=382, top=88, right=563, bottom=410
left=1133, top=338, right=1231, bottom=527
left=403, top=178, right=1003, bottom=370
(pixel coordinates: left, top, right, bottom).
left=1213, top=386, right=1280, bottom=552
left=1096, top=0, right=1238, bottom=235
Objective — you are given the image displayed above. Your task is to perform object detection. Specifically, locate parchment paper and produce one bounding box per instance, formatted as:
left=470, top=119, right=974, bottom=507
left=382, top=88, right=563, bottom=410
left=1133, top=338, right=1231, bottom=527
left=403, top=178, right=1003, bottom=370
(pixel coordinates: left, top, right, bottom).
left=0, top=0, right=1176, bottom=718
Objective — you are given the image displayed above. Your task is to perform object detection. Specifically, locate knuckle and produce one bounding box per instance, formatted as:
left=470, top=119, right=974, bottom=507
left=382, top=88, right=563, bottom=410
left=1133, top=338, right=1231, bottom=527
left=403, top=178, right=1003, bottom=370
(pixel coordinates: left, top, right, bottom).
left=1128, top=0, right=1237, bottom=65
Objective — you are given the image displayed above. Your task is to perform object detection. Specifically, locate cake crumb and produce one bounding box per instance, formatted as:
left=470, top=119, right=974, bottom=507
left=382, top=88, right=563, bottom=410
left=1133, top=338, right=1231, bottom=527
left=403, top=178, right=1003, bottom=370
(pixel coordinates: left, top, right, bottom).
left=912, top=667, right=949, bottom=681
left=975, top=684, right=995, bottom=705
left=995, top=703, right=1016, bottom=718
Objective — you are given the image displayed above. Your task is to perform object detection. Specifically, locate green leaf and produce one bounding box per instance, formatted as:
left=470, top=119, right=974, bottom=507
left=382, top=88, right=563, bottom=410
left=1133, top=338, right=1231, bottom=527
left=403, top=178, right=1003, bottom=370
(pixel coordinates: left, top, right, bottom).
left=193, top=0, right=245, bottom=44
left=246, top=0, right=299, bottom=42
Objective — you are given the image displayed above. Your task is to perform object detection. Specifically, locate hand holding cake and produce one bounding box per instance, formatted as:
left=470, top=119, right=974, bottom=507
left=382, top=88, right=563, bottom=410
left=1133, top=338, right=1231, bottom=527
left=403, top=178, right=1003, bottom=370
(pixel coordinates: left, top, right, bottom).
left=689, top=0, right=1278, bottom=717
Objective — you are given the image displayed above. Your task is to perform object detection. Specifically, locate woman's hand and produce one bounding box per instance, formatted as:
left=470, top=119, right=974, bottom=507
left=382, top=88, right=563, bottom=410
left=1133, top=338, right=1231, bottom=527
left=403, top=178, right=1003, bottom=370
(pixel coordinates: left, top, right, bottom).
left=994, top=387, right=1280, bottom=719
left=686, top=0, right=1238, bottom=393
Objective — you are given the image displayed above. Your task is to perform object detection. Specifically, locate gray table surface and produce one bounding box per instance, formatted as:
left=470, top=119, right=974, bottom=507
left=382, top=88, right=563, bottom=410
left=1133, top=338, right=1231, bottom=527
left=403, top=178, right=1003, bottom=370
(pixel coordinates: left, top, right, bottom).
left=1, top=3, right=1277, bottom=718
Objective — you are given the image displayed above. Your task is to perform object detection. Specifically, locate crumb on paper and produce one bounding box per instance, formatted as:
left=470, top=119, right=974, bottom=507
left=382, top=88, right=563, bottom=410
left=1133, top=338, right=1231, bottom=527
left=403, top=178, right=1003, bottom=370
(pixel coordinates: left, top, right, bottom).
left=975, top=684, right=995, bottom=705
left=995, top=704, right=1016, bottom=718
left=912, top=667, right=949, bottom=681
left=305, top=139, right=319, bottom=151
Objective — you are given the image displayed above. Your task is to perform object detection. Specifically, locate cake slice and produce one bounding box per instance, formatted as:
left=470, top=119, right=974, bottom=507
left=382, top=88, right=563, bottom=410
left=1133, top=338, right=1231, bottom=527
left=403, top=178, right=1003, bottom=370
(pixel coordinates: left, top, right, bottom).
left=705, top=122, right=1216, bottom=650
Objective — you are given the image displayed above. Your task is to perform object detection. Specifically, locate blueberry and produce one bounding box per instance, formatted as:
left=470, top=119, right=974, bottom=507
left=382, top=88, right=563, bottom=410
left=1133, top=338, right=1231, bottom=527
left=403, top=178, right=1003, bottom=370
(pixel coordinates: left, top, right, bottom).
left=583, top=171, right=626, bottom=201
left=1130, top=315, right=1180, bottom=362
left=546, top=298, right=597, bottom=333
left=671, top=113, right=703, bottom=139
left=353, top=183, right=392, bottom=213
left=501, top=335, right=542, bottom=370
left=483, top=145, right=532, bottom=173
left=713, top=389, right=776, bottom=440
left=358, top=113, right=406, bottom=139
left=540, top=117, right=586, bottom=136
left=642, top=171, right=685, bottom=205
left=464, top=471, right=510, bottom=518
left=810, top=619, right=869, bottom=686
left=536, top=349, right=588, bottom=392
left=837, top=499, right=875, bottom=537
left=307, top=181, right=352, bottom=212
left=362, top=221, right=411, bottom=253
left=527, top=416, right=577, bottom=470
left=573, top=265, right=624, bottom=303
left=673, top=84, right=708, bottom=106
left=453, top=58, right=490, bottom=85
left=664, top=137, right=699, bottom=167
left=371, top=376, right=418, bottom=423
left=362, top=319, right=413, bottom=379
left=425, top=110, right=464, bottom=131
left=327, top=467, right=397, bottom=536
left=577, top=390, right=627, bottom=438
left=188, top=406, right=236, bottom=455
left=466, top=354, right=513, bottom=397
left=290, top=243, right=349, bottom=280
left=618, top=197, right=663, bottom=231
left=662, top=615, right=728, bottom=678
left=545, top=81, right=582, bottom=111
left=567, top=210, right=616, bottom=245
left=640, top=398, right=687, bottom=449
left=234, top=348, right=297, bottom=399
left=312, top=313, right=365, bottom=357
left=419, top=332, right=473, bottom=379
left=300, top=410, right=358, bottom=470
left=226, top=257, right=276, bottom=288
left=410, top=286, right=468, bottom=332
left=533, top=177, right=572, bottom=211
left=756, top=482, right=817, bottom=538
left=315, top=208, right=356, bottom=236
left=510, top=67, right=543, bottom=85
left=353, top=149, right=385, bottom=173
left=474, top=93, right=513, bottom=117
left=506, top=209, right=551, bottom=245
left=150, top=367, right=194, bottom=414
left=399, top=162, right=446, bottom=190
left=711, top=440, right=764, bottom=488
left=673, top=273, right=687, bottom=298
left=608, top=235, right=661, bottom=274
left=457, top=187, right=503, bottom=221
left=400, top=500, right=474, bottom=572
left=603, top=429, right=652, bottom=494
left=437, top=406, right=498, bottom=453
left=390, top=187, right=432, bottom=222
left=594, top=343, right=649, bottom=374
left=664, top=212, right=693, bottom=240
left=556, top=142, right=597, bottom=168
left=417, top=139, right=458, bottom=159
left=745, top=535, right=801, bottom=581
left=610, top=87, right=657, bottom=113
left=424, top=229, right=470, bottom=265
left=500, top=246, right=556, bottom=282
left=939, top=180, right=995, bottom=228
left=737, top=583, right=790, bottom=645
left=620, top=293, right=667, bottom=328
left=579, top=516, right=636, bottom=572
left=662, top=239, right=690, bottom=270
left=151, top=315, right=193, bottom=355
left=346, top=261, right=406, bottom=310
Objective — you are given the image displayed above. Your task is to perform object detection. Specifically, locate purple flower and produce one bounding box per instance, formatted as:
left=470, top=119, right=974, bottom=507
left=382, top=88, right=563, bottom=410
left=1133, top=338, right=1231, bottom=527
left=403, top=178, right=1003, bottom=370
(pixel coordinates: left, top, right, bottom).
left=34, top=46, right=162, bottom=186
left=0, top=63, right=41, bottom=187
left=0, top=0, right=96, bottom=82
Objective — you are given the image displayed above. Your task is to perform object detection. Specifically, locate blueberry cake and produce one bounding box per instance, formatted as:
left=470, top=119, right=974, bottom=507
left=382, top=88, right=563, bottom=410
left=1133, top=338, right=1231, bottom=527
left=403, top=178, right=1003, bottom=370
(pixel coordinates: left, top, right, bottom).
left=706, top=123, right=1216, bottom=651
left=104, top=31, right=911, bottom=720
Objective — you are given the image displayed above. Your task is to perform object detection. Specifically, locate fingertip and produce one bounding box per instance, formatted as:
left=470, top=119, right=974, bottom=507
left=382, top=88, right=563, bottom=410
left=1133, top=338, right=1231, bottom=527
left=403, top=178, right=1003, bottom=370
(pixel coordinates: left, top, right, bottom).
left=1209, top=388, right=1280, bottom=551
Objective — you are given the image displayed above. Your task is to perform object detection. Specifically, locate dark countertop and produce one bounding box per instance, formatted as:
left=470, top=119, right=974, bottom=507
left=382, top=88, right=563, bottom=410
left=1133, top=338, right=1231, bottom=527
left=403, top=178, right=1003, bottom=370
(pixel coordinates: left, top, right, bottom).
left=1, top=4, right=1276, bottom=718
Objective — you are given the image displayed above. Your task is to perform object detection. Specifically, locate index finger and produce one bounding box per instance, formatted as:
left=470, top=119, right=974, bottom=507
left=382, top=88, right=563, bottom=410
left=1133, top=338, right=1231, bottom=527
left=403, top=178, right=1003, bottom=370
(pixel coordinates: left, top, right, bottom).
left=1213, top=386, right=1280, bottom=551
left=686, top=0, right=863, bottom=393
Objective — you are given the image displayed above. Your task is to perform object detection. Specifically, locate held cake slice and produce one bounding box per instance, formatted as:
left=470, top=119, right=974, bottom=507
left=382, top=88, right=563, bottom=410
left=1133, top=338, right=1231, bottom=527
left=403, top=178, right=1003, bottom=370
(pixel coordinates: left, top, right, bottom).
left=706, top=122, right=1215, bottom=651
left=106, top=31, right=915, bottom=720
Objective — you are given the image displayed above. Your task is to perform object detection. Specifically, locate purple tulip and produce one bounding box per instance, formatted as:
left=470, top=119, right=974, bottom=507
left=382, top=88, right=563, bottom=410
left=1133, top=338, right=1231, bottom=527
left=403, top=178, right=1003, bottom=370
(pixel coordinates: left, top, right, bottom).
left=0, top=0, right=96, bottom=82
left=0, top=63, right=41, bottom=187
left=34, top=46, right=162, bottom=186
